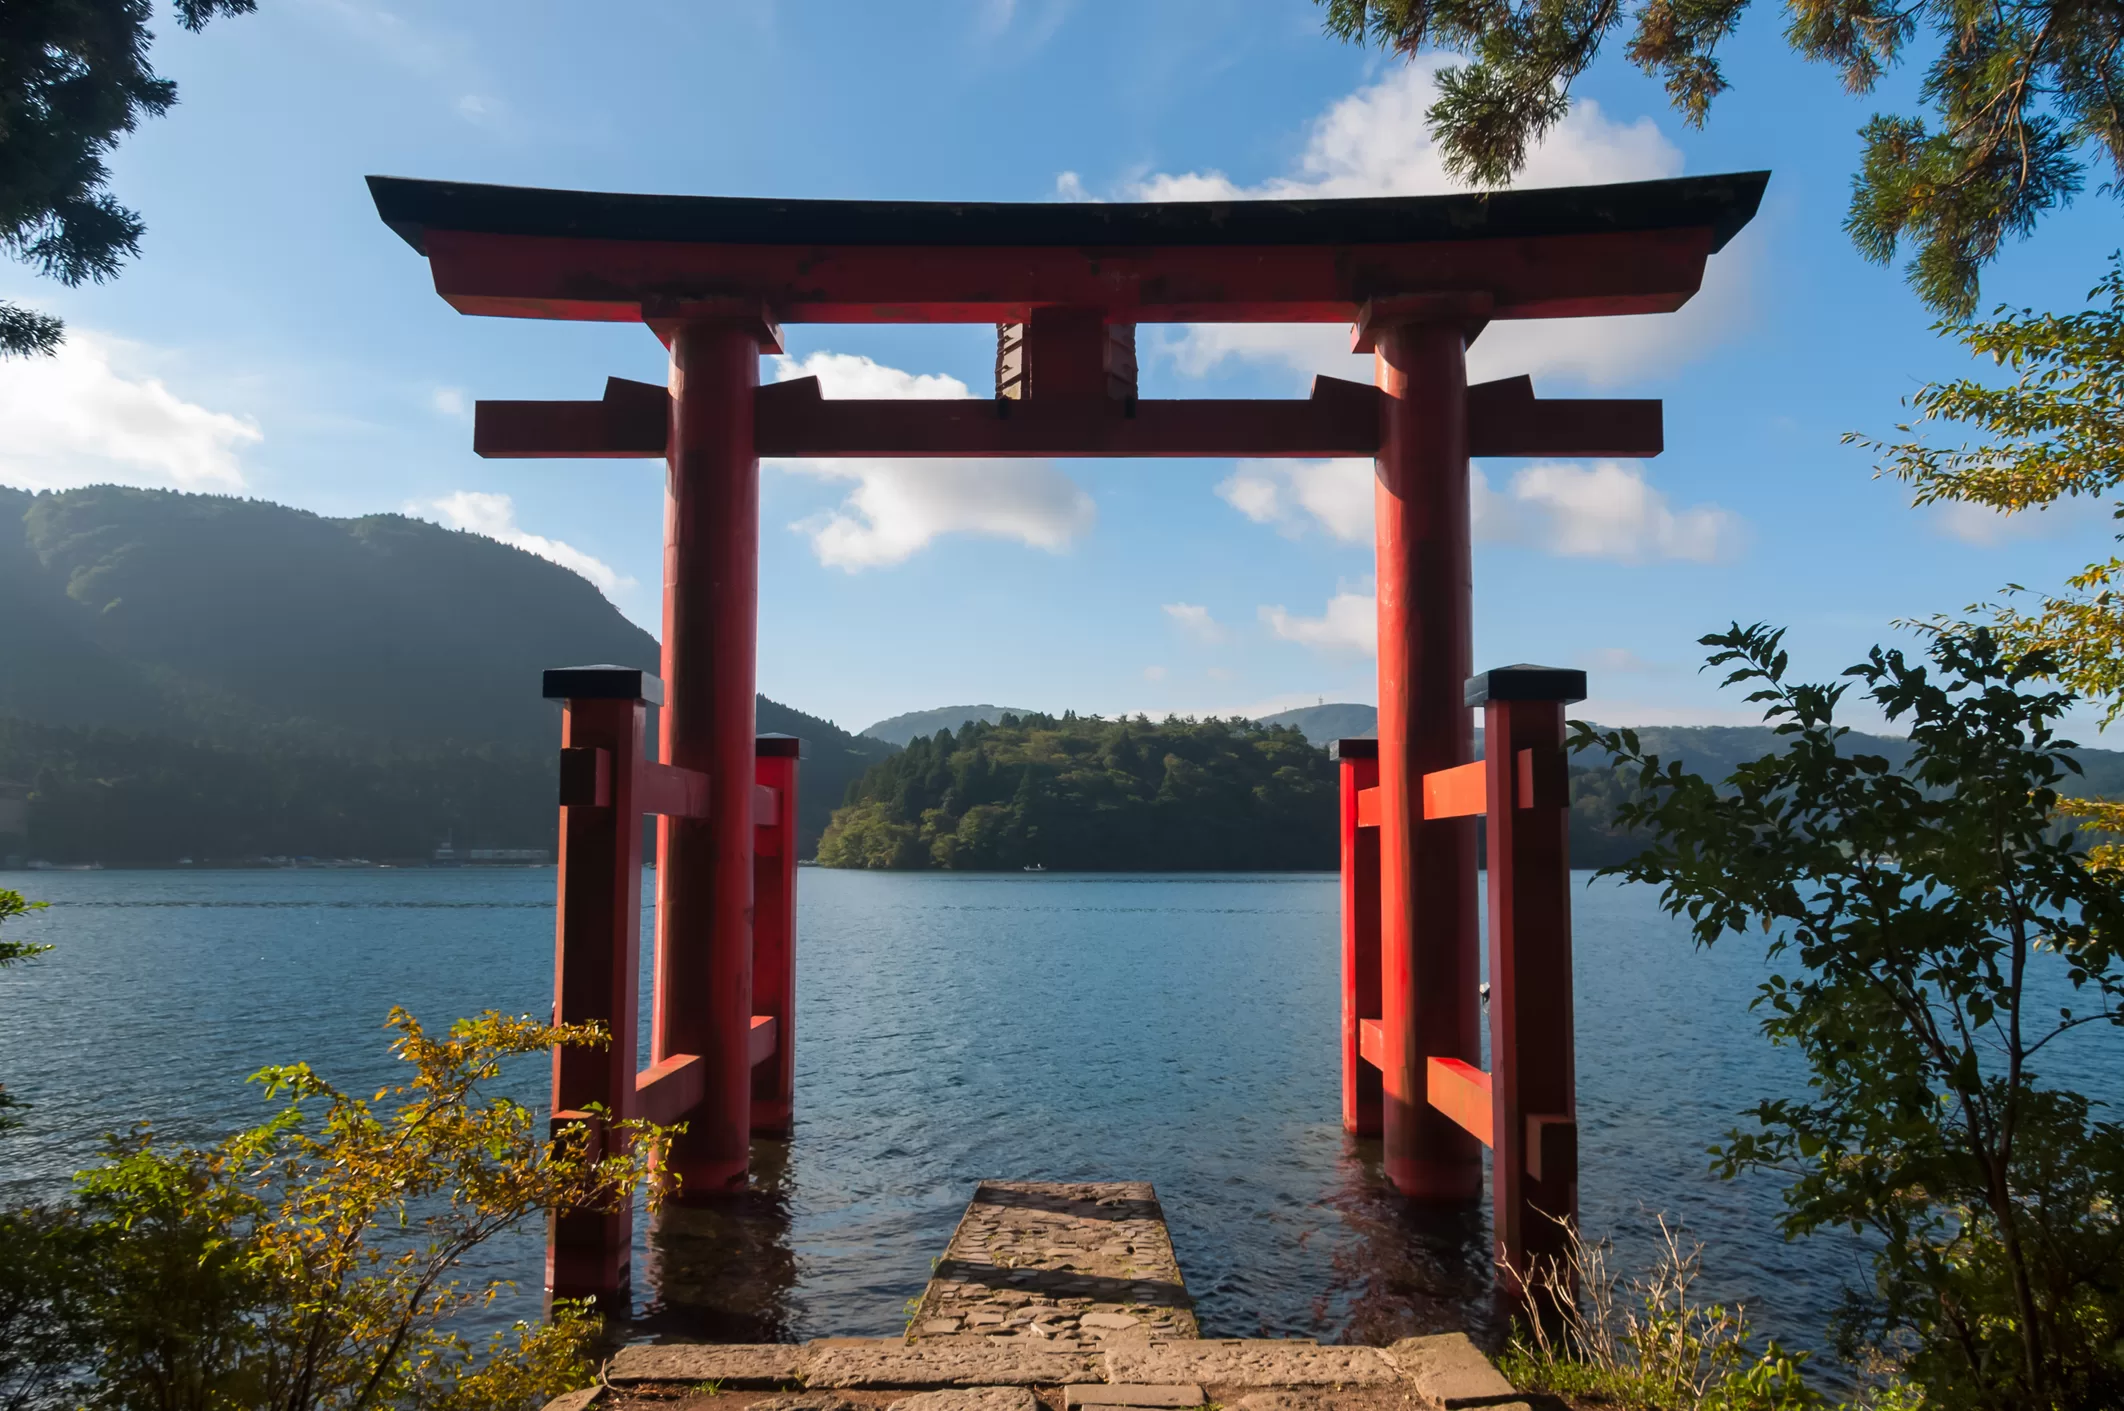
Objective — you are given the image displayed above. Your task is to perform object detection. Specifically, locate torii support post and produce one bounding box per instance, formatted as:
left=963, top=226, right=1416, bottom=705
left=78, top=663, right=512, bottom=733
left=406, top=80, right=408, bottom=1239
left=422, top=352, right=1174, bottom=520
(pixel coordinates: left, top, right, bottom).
left=654, top=318, right=767, bottom=1195
left=1472, top=665, right=1583, bottom=1293
left=1334, top=738, right=1382, bottom=1137
left=1370, top=305, right=1485, bottom=1202
left=544, top=666, right=655, bottom=1305
left=751, top=734, right=800, bottom=1135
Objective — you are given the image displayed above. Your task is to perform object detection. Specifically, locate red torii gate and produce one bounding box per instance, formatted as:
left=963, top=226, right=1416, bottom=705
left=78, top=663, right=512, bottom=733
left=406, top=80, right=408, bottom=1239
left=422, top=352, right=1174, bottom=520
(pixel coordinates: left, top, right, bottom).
left=370, top=171, right=1764, bottom=1302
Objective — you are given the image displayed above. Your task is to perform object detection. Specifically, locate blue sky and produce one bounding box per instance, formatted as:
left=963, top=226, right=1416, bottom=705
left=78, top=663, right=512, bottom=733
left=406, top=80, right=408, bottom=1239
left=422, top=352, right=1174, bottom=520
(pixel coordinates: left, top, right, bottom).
left=2, top=0, right=2118, bottom=737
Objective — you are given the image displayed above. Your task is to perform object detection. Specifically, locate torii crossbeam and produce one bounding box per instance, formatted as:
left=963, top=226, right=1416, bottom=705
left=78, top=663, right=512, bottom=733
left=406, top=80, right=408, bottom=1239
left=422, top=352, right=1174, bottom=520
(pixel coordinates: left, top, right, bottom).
left=370, top=170, right=1765, bottom=1303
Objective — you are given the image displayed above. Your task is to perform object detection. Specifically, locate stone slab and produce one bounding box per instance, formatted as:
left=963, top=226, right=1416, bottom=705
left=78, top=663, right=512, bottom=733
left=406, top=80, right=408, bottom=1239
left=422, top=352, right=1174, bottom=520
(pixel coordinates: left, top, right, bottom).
left=1385, top=1336, right=1519, bottom=1408
left=607, top=1344, right=804, bottom=1387
left=1106, top=1342, right=1400, bottom=1388
left=751, top=1397, right=858, bottom=1411
left=804, top=1342, right=1096, bottom=1388
left=541, top=1390, right=599, bottom=1411
left=910, top=1181, right=1197, bottom=1348
left=886, top=1391, right=1040, bottom=1411
left=1064, top=1383, right=1206, bottom=1408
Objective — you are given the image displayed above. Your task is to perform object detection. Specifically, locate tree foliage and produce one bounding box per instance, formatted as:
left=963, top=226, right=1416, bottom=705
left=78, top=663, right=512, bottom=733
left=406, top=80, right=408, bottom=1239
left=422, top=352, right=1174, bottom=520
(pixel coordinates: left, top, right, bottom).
left=1858, top=255, right=2124, bottom=860
left=818, top=712, right=1340, bottom=871
left=0, top=1008, right=667, bottom=1411
left=1, top=1, right=257, bottom=356
left=1318, top=0, right=2124, bottom=315
left=1577, top=625, right=2124, bottom=1409
left=0, top=888, right=50, bottom=1133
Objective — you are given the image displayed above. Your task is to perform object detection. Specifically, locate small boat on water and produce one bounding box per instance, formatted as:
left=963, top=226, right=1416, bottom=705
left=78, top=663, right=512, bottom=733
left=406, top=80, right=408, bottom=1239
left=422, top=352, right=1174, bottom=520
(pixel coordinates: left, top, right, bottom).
left=1023, top=863, right=1047, bottom=872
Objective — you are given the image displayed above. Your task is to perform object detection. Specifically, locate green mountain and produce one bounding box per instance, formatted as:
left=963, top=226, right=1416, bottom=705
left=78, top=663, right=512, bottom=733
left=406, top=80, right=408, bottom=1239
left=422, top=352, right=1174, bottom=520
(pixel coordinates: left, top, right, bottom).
left=0, top=486, right=891, bottom=861
left=861, top=704, right=1039, bottom=747
left=1257, top=702, right=1379, bottom=746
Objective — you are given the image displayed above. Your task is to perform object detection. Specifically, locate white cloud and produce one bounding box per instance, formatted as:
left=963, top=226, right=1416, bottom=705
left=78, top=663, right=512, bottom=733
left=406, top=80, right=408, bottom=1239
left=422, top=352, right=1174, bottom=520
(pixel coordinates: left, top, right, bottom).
left=767, top=351, right=1096, bottom=570
left=1261, top=589, right=1378, bottom=656
left=431, top=385, right=469, bottom=417
left=0, top=330, right=260, bottom=492
left=1162, top=601, right=1226, bottom=643
left=1578, top=646, right=1667, bottom=674
left=414, top=491, right=634, bottom=596
left=1142, top=664, right=1168, bottom=681
left=1503, top=461, right=1739, bottom=561
left=1116, top=62, right=1750, bottom=391
left=1221, top=457, right=1736, bottom=562
left=1218, top=459, right=1375, bottom=543
left=1926, top=499, right=2095, bottom=545
left=770, top=351, right=969, bottom=401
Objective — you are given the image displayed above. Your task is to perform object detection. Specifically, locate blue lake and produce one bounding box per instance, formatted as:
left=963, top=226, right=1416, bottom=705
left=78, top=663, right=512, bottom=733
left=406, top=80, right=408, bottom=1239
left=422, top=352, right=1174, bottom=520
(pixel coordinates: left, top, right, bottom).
left=2, top=867, right=2112, bottom=1365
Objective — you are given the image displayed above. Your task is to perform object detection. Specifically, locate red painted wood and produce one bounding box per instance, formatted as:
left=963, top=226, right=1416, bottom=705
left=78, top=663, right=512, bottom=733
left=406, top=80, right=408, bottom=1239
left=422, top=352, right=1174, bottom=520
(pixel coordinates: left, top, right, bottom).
left=1421, top=761, right=1489, bottom=820
left=547, top=694, right=647, bottom=1302
left=750, top=744, right=799, bottom=1134
left=753, top=380, right=1382, bottom=458
left=1355, top=785, right=1381, bottom=830
left=633, top=1052, right=705, bottom=1127
left=747, top=1015, right=778, bottom=1068
left=475, top=375, right=1660, bottom=462
left=556, top=746, right=611, bottom=807
left=1358, top=1018, right=1386, bottom=1073
left=1484, top=697, right=1579, bottom=1292
left=421, top=226, right=1718, bottom=326
left=637, top=761, right=712, bottom=819
left=1339, top=750, right=1383, bottom=1136
left=1425, top=1057, right=1494, bottom=1148
left=653, top=321, right=761, bottom=1196
left=1373, top=319, right=1484, bottom=1202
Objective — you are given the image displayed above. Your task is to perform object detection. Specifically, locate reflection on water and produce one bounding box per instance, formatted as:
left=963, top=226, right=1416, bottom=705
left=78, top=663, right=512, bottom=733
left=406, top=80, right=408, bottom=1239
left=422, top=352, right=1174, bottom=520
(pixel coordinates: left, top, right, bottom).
left=10, top=867, right=2109, bottom=1365
left=642, top=1140, right=801, bottom=1343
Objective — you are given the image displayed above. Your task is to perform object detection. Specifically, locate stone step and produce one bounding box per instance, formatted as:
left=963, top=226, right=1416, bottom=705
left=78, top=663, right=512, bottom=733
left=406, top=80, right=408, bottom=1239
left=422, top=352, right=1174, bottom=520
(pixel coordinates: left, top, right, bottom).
left=908, top=1181, right=1199, bottom=1346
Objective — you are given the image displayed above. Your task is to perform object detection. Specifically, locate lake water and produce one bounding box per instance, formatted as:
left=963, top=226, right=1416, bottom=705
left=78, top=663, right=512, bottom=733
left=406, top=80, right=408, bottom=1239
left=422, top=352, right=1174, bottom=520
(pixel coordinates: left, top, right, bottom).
left=2, top=868, right=2113, bottom=1368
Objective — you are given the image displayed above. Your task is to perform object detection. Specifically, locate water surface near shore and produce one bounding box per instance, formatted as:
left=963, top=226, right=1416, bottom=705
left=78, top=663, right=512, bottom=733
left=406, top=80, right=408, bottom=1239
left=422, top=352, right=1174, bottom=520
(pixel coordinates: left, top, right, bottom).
left=5, top=867, right=2107, bottom=1361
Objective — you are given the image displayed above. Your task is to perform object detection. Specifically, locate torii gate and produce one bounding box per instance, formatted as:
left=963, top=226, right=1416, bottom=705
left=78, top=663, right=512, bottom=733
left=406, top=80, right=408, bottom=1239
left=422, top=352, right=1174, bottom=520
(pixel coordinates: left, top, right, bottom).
left=370, top=170, right=1765, bottom=1304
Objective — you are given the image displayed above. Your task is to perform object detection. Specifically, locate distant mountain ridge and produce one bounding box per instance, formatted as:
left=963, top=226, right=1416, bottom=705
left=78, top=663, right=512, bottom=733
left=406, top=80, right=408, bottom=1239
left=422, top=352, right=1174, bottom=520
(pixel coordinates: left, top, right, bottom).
left=1249, top=700, right=2124, bottom=794
left=862, top=704, right=1038, bottom=747
left=0, top=486, right=892, bottom=859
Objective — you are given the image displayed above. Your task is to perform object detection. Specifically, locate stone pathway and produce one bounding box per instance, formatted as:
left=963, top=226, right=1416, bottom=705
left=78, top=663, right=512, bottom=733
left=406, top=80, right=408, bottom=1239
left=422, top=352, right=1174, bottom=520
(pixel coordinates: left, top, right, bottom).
left=906, top=1182, right=1198, bottom=1346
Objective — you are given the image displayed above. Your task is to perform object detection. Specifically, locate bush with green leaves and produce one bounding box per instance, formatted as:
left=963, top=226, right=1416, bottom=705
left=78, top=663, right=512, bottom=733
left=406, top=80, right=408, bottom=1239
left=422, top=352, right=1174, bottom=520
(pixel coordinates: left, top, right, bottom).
left=1575, top=626, right=2124, bottom=1409
left=0, top=1007, right=670, bottom=1411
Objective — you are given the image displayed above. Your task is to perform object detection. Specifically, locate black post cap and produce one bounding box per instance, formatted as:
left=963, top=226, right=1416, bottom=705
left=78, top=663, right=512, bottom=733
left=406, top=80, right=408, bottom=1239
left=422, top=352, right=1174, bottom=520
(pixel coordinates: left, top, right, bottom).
left=1464, top=664, right=1587, bottom=707
left=542, top=665, right=664, bottom=705
left=1329, top=737, right=1378, bottom=761
left=756, top=733, right=803, bottom=758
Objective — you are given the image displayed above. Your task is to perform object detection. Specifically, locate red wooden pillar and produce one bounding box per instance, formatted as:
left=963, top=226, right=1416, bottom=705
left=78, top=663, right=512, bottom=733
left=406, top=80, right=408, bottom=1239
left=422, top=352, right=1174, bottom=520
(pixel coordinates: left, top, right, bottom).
left=542, top=665, right=656, bottom=1302
left=655, top=320, right=763, bottom=1194
left=1472, top=665, right=1584, bottom=1291
left=1372, top=315, right=1484, bottom=1201
left=750, top=734, right=800, bottom=1134
left=1335, top=738, right=1382, bottom=1136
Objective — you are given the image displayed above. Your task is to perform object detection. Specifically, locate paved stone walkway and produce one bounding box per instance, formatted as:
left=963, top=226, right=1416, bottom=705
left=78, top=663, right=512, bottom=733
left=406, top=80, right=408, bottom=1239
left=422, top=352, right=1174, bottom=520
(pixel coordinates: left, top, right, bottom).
left=906, top=1182, right=1199, bottom=1346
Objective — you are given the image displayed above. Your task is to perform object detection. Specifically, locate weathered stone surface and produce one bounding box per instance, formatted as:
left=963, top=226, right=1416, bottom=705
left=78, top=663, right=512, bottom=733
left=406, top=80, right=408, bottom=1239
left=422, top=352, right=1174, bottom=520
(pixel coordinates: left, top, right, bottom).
left=751, top=1396, right=857, bottom=1411
left=1064, top=1383, right=1206, bottom=1408
left=541, top=1389, right=599, bottom=1411
left=885, top=1391, right=1039, bottom=1411
left=909, top=1182, right=1197, bottom=1348
left=805, top=1342, right=1095, bottom=1388
left=607, top=1344, right=803, bottom=1387
left=1385, top=1336, right=1519, bottom=1408
left=1106, top=1342, right=1399, bottom=1388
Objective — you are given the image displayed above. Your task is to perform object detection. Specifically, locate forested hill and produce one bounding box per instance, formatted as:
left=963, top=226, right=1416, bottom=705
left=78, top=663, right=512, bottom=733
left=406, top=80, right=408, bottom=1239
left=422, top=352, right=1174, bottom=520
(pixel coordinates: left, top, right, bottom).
left=0, top=486, right=891, bottom=861
left=818, top=714, right=1337, bottom=870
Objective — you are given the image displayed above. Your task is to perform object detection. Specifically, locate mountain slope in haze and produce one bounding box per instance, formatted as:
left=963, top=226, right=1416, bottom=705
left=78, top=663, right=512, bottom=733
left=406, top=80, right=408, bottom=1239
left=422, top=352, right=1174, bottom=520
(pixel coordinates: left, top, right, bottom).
left=0, top=487, right=891, bottom=858
left=862, top=704, right=1038, bottom=747
left=1250, top=700, right=2124, bottom=795
left=1257, top=703, right=1379, bottom=747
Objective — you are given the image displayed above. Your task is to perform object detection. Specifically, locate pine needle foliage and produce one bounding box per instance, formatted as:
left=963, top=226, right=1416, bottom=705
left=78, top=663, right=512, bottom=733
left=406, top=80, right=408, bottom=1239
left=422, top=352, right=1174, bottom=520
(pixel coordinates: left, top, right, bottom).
left=0, top=1, right=257, bottom=355
left=1317, top=0, right=2124, bottom=315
